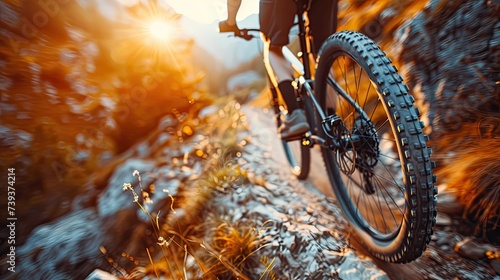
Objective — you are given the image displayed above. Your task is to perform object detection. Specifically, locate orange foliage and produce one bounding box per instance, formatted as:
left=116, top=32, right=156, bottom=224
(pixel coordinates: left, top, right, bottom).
left=0, top=0, right=210, bottom=241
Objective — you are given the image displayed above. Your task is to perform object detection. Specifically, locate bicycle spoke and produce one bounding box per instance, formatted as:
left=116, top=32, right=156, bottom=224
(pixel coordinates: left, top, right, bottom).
left=371, top=176, right=401, bottom=231
left=362, top=82, right=372, bottom=111
left=369, top=99, right=381, bottom=122
left=354, top=159, right=404, bottom=192
left=346, top=169, right=404, bottom=233
left=328, top=61, right=408, bottom=235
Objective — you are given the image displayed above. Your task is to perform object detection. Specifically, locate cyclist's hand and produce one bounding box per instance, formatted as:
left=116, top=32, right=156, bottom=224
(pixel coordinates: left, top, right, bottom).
left=219, top=20, right=239, bottom=33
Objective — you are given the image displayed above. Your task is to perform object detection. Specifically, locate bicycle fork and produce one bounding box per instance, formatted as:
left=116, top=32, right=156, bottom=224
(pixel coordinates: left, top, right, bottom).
left=298, top=77, right=346, bottom=150
left=298, top=78, right=377, bottom=194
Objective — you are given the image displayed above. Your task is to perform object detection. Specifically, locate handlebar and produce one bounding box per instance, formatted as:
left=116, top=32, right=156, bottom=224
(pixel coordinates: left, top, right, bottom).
left=219, top=21, right=259, bottom=41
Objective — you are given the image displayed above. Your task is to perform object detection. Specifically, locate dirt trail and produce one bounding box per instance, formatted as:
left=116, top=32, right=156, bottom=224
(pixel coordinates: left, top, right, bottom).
left=243, top=105, right=499, bottom=280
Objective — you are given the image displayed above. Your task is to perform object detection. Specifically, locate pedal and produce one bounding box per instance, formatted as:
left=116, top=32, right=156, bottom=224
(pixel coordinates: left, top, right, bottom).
left=302, top=131, right=313, bottom=147
left=281, top=133, right=304, bottom=142
left=281, top=131, right=312, bottom=144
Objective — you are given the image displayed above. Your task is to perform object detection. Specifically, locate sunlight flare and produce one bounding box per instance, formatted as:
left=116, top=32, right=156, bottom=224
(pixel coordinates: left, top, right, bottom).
left=109, top=1, right=187, bottom=69
left=146, top=18, right=174, bottom=44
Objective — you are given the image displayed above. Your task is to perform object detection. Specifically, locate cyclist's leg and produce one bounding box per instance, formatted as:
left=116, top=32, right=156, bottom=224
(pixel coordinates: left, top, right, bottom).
left=309, top=0, right=338, bottom=55
left=309, top=0, right=339, bottom=113
left=226, top=0, right=241, bottom=26
left=259, top=0, right=295, bottom=47
left=263, top=41, right=297, bottom=111
left=259, top=0, right=296, bottom=112
left=260, top=0, right=309, bottom=139
left=263, top=40, right=310, bottom=138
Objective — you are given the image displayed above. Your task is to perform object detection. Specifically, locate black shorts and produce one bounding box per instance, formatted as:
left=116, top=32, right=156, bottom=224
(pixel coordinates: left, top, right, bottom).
left=259, top=0, right=338, bottom=54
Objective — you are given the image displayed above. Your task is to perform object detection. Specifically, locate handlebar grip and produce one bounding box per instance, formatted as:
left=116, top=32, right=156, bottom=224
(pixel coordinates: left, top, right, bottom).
left=241, top=33, right=253, bottom=41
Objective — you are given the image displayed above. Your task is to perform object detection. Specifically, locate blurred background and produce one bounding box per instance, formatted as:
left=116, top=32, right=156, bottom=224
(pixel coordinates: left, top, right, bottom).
left=0, top=0, right=498, bottom=279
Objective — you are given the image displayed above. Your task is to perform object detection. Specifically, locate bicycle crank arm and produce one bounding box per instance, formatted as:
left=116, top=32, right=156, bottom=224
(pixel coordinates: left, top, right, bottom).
left=309, top=135, right=336, bottom=149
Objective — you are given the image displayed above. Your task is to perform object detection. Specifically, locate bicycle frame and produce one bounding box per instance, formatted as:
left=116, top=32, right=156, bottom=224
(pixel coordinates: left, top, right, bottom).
left=282, top=1, right=343, bottom=149
left=226, top=0, right=350, bottom=150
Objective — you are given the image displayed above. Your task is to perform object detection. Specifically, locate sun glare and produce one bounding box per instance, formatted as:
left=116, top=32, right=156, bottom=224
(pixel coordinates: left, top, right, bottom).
left=147, top=18, right=173, bottom=43
left=111, top=1, right=186, bottom=65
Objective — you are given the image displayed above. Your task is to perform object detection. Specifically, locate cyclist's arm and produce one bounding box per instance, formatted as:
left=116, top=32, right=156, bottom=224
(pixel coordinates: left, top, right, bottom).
left=226, top=0, right=242, bottom=26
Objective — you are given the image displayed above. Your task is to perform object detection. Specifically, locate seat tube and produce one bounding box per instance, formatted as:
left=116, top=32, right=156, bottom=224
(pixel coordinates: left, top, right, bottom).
left=295, top=1, right=312, bottom=80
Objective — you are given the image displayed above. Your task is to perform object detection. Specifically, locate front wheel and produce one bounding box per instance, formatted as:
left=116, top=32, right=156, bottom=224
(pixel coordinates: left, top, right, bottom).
left=315, top=31, right=437, bottom=263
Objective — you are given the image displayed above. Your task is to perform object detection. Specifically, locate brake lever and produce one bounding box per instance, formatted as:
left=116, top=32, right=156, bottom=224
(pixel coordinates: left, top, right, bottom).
left=239, top=33, right=254, bottom=41
left=221, top=27, right=258, bottom=41
left=237, top=29, right=255, bottom=41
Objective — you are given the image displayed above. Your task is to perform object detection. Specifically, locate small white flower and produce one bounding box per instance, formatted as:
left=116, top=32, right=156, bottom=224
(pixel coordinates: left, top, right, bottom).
left=123, top=183, right=132, bottom=191
left=157, top=236, right=168, bottom=246
left=133, top=170, right=141, bottom=182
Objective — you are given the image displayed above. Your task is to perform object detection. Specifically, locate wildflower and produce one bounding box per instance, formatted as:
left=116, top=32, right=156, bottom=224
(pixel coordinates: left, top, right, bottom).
left=133, top=170, right=141, bottom=182
left=123, top=183, right=139, bottom=203
left=157, top=236, right=169, bottom=246
left=123, top=183, right=132, bottom=191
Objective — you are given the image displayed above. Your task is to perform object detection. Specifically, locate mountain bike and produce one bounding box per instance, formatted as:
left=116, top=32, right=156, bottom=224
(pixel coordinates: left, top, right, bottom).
left=220, top=0, right=437, bottom=263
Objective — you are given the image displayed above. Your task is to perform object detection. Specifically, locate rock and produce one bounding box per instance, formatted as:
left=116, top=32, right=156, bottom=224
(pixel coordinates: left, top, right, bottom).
left=324, top=250, right=344, bottom=265
left=85, top=269, right=118, bottom=280
left=226, top=70, right=262, bottom=92
left=0, top=125, right=33, bottom=149
left=454, top=237, right=495, bottom=260
left=490, top=258, right=500, bottom=275
left=336, top=251, right=389, bottom=280
left=97, top=158, right=155, bottom=217
left=436, top=212, right=453, bottom=226
left=8, top=209, right=106, bottom=280
left=397, top=0, right=499, bottom=138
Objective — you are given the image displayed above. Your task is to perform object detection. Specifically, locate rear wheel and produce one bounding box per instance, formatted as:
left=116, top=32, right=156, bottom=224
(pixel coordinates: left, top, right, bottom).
left=315, top=31, right=437, bottom=263
left=269, top=87, right=311, bottom=180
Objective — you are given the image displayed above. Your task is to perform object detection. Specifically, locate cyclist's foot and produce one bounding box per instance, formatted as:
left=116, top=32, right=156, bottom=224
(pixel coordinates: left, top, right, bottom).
left=279, top=109, right=310, bottom=140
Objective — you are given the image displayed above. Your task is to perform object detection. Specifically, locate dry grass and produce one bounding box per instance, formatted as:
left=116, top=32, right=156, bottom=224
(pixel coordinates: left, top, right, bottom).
left=118, top=100, right=275, bottom=279
left=200, top=220, right=272, bottom=279
left=436, top=137, right=500, bottom=242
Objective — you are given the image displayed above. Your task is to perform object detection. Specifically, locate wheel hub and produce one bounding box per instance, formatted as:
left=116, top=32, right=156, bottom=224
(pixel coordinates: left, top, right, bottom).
left=352, top=116, right=380, bottom=194
left=322, top=115, right=357, bottom=175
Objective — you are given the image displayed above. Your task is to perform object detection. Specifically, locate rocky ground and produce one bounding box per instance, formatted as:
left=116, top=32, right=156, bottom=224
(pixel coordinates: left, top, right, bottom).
left=86, top=104, right=499, bottom=280
left=238, top=106, right=500, bottom=280
left=6, top=104, right=499, bottom=280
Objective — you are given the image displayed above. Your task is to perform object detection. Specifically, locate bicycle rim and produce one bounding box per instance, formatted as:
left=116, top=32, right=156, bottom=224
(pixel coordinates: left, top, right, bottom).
left=270, top=90, right=311, bottom=180
left=315, top=31, right=437, bottom=263
left=281, top=138, right=310, bottom=179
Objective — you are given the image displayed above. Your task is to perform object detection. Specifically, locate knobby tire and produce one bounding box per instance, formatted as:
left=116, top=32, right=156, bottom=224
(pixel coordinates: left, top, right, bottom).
left=315, top=31, right=438, bottom=263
